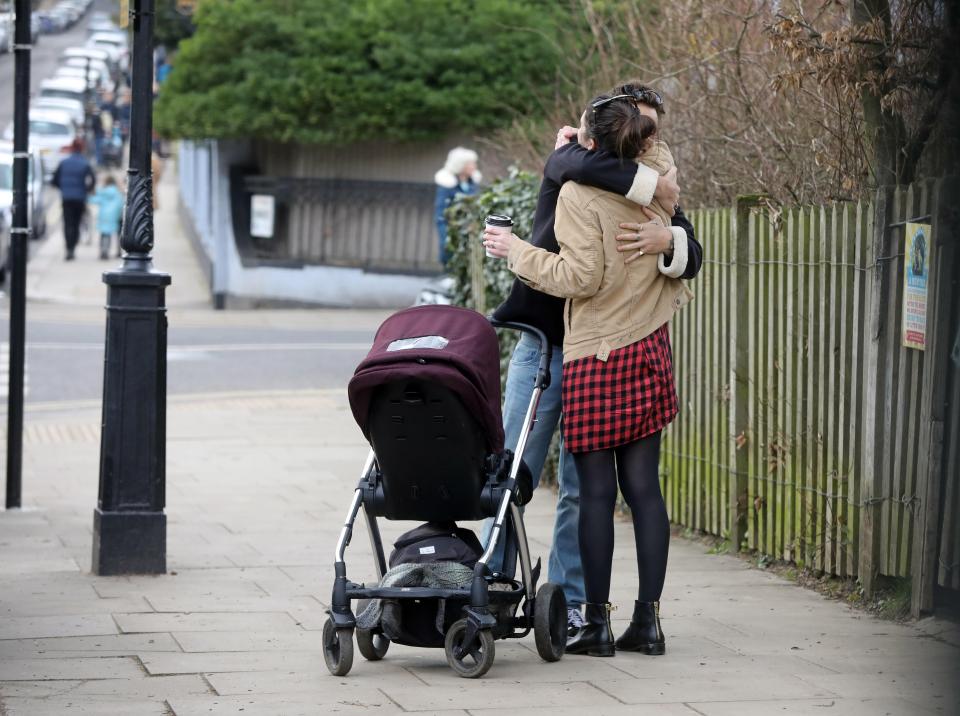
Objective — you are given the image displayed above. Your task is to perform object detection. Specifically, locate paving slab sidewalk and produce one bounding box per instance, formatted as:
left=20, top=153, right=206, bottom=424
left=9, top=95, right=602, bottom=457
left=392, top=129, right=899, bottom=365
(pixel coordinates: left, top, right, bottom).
left=0, top=385, right=957, bottom=716
left=1, top=155, right=958, bottom=715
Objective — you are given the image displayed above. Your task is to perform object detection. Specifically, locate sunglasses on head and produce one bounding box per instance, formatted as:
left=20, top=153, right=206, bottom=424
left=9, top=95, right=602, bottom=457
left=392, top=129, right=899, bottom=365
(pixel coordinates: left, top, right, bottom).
left=628, top=88, right=663, bottom=108
left=591, top=89, right=664, bottom=114
left=590, top=94, right=636, bottom=112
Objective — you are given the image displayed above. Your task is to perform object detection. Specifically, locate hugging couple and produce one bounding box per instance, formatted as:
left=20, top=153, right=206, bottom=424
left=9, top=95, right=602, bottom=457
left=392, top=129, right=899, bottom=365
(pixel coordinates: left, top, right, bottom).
left=481, top=81, right=703, bottom=657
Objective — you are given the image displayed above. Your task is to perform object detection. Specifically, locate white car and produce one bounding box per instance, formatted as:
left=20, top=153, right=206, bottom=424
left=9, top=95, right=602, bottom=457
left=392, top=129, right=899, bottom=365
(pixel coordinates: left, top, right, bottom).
left=0, top=19, right=11, bottom=54
left=87, top=31, right=127, bottom=63
left=87, top=19, right=118, bottom=35
left=54, top=64, right=105, bottom=91
left=61, top=55, right=111, bottom=83
left=62, top=45, right=117, bottom=76
left=31, top=97, right=85, bottom=128
left=2, top=108, right=80, bottom=179
left=0, top=206, right=9, bottom=283
left=0, top=141, right=49, bottom=240
left=39, top=77, right=89, bottom=107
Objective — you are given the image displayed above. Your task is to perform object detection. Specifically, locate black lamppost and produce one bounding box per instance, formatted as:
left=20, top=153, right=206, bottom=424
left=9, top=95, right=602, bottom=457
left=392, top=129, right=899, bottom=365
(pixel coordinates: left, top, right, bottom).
left=6, top=0, right=31, bottom=510
left=92, top=0, right=170, bottom=575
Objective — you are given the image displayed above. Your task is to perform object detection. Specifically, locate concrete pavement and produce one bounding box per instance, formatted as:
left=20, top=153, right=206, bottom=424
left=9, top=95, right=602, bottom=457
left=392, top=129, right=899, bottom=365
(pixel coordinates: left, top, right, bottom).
left=0, top=153, right=958, bottom=715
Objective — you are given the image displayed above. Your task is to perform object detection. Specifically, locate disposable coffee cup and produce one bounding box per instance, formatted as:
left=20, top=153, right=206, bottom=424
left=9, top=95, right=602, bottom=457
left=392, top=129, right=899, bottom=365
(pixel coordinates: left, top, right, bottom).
left=484, top=214, right=513, bottom=258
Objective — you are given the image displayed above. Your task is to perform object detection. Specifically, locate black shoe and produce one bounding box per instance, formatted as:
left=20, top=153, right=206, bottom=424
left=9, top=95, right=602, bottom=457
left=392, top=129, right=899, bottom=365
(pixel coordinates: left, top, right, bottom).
left=615, top=601, right=666, bottom=655
left=566, top=602, right=615, bottom=657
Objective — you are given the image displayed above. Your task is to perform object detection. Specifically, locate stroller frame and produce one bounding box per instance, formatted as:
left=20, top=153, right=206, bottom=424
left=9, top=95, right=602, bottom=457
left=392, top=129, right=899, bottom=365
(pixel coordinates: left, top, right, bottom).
left=325, top=319, right=567, bottom=678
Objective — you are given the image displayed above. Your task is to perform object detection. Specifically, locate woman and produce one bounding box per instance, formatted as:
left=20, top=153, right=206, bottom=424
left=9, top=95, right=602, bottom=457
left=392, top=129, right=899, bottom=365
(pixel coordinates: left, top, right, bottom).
left=434, top=147, right=482, bottom=266
left=484, top=90, right=696, bottom=657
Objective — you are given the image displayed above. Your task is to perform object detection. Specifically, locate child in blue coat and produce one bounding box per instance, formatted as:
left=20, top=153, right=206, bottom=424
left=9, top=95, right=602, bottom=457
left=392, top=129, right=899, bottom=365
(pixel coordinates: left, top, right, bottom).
left=88, top=176, right=125, bottom=259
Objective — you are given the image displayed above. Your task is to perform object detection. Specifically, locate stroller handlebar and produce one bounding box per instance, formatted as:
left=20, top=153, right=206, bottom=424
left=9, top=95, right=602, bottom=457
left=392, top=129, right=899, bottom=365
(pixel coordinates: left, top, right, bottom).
left=487, top=318, right=552, bottom=390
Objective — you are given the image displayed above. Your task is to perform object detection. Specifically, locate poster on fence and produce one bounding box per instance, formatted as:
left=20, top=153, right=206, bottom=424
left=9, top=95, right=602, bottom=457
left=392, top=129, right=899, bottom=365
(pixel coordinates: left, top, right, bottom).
left=902, top=222, right=931, bottom=350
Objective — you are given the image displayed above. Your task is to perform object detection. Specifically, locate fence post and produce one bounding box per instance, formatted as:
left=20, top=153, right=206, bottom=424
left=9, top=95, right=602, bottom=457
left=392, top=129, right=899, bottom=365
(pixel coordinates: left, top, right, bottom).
left=470, top=239, right=486, bottom=315
left=729, top=196, right=762, bottom=551
left=911, top=176, right=960, bottom=616
left=858, top=185, right=894, bottom=595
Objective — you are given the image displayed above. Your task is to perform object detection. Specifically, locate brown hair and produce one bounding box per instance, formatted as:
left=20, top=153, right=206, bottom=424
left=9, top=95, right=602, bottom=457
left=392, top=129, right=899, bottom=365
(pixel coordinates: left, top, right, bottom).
left=585, top=93, right=657, bottom=160
left=610, top=81, right=666, bottom=116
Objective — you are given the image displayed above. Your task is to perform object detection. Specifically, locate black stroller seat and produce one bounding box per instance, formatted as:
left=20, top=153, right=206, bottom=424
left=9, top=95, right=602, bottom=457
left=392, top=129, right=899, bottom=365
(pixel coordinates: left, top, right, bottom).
left=368, top=378, right=488, bottom=521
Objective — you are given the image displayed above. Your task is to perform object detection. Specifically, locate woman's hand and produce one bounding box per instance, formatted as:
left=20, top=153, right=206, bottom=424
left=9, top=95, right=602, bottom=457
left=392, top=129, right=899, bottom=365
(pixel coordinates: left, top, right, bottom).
left=482, top=225, right=517, bottom=259
left=616, top=207, right=673, bottom=264
left=555, top=125, right=578, bottom=150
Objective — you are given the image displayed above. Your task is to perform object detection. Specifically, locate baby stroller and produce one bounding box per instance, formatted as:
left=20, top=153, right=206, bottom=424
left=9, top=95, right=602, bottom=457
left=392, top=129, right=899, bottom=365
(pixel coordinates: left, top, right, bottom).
left=324, top=305, right=567, bottom=678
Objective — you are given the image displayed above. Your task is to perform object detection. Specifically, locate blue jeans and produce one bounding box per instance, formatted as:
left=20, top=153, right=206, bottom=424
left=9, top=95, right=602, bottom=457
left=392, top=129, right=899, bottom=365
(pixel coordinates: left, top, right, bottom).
left=481, top=333, right=585, bottom=608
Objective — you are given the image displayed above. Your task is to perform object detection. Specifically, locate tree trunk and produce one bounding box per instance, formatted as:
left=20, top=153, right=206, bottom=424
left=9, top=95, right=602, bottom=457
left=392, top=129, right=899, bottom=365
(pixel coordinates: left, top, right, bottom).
left=851, top=0, right=904, bottom=187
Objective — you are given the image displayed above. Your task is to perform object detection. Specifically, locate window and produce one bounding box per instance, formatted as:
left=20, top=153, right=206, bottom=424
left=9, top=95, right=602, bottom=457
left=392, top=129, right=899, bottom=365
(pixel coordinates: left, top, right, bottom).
left=29, top=121, right=71, bottom=137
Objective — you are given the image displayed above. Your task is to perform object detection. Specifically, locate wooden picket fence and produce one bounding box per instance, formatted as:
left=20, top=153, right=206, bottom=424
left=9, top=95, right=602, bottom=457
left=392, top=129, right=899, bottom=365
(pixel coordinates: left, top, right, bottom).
left=663, top=179, right=958, bottom=613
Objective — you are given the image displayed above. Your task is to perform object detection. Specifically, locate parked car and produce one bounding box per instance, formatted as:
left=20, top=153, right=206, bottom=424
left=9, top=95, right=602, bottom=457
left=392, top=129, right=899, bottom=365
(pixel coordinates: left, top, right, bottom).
left=39, top=77, right=89, bottom=107
left=0, top=19, right=10, bottom=54
left=87, top=19, right=118, bottom=35
left=414, top=276, right=455, bottom=306
left=0, top=141, right=49, bottom=240
left=2, top=108, right=80, bottom=179
left=87, top=31, right=127, bottom=63
left=61, top=56, right=112, bottom=86
left=31, top=97, right=85, bottom=128
left=54, top=64, right=105, bottom=91
left=55, top=4, right=81, bottom=27
left=34, top=11, right=59, bottom=34
left=0, top=205, right=9, bottom=284
left=62, top=45, right=116, bottom=74
left=48, top=7, right=74, bottom=31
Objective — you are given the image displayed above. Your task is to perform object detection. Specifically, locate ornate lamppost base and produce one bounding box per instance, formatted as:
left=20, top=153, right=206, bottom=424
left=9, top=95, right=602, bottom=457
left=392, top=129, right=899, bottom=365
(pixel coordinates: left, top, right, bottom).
left=92, top=261, right=171, bottom=576
left=92, top=508, right=166, bottom=575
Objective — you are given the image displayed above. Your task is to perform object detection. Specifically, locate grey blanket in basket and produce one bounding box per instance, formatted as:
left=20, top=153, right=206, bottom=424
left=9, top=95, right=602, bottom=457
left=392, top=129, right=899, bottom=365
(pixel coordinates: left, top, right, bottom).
left=356, top=562, right=474, bottom=638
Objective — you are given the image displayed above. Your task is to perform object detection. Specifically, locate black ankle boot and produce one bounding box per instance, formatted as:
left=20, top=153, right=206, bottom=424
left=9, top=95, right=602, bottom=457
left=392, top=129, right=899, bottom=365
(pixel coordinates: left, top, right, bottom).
left=615, top=601, right=666, bottom=655
left=566, top=602, right=615, bottom=657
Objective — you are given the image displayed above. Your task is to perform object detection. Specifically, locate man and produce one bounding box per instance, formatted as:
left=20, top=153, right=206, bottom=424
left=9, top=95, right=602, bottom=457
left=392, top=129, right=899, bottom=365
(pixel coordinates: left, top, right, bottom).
left=485, top=82, right=702, bottom=634
left=51, top=140, right=95, bottom=261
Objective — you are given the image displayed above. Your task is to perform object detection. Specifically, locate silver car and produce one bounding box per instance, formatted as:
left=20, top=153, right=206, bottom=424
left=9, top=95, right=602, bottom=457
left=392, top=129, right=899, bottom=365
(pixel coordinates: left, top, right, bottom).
left=31, top=96, right=85, bottom=128
left=0, top=141, right=49, bottom=240
left=2, top=107, right=80, bottom=179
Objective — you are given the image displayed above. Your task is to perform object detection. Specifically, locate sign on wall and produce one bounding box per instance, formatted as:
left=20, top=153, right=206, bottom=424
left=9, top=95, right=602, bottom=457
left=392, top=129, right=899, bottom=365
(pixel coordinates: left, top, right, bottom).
left=902, top=222, right=931, bottom=350
left=250, top=194, right=275, bottom=239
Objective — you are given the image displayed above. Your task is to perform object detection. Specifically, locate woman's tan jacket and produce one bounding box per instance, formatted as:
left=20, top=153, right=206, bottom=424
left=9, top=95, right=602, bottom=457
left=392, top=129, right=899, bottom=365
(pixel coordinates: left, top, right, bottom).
left=506, top=143, right=693, bottom=363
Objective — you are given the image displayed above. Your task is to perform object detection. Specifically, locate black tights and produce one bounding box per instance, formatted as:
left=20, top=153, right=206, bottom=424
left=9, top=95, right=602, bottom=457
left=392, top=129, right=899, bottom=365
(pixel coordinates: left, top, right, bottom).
left=573, top=431, right=669, bottom=604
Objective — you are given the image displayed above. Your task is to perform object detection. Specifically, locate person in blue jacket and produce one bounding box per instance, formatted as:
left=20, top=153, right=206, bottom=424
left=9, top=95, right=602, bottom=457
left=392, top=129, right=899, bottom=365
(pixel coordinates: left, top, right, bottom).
left=88, top=176, right=124, bottom=260
left=434, top=147, right=482, bottom=266
left=50, top=140, right=95, bottom=260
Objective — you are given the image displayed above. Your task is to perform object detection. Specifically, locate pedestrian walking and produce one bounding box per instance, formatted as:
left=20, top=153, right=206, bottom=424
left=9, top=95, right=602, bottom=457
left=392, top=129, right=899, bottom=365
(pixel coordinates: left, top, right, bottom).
left=434, top=147, right=481, bottom=266
left=88, top=176, right=124, bottom=259
left=50, top=140, right=95, bottom=261
left=484, top=85, right=702, bottom=657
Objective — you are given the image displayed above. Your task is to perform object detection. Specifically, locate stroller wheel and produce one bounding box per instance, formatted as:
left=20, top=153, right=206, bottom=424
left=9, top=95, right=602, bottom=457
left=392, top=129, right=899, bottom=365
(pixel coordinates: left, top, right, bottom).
left=322, top=617, right=354, bottom=677
left=356, top=627, right=390, bottom=661
left=444, top=618, right=495, bottom=679
left=355, top=601, right=390, bottom=661
left=534, top=582, right=567, bottom=662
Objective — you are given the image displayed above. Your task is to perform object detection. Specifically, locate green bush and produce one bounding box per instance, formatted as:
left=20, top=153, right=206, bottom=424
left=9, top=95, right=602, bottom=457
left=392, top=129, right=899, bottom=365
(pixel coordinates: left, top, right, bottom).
left=444, top=169, right=562, bottom=486
left=155, top=0, right=571, bottom=143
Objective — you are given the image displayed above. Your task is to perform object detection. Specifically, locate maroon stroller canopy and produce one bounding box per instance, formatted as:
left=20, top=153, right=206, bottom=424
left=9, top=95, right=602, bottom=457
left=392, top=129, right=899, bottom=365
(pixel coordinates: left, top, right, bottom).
left=348, top=305, right=505, bottom=453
